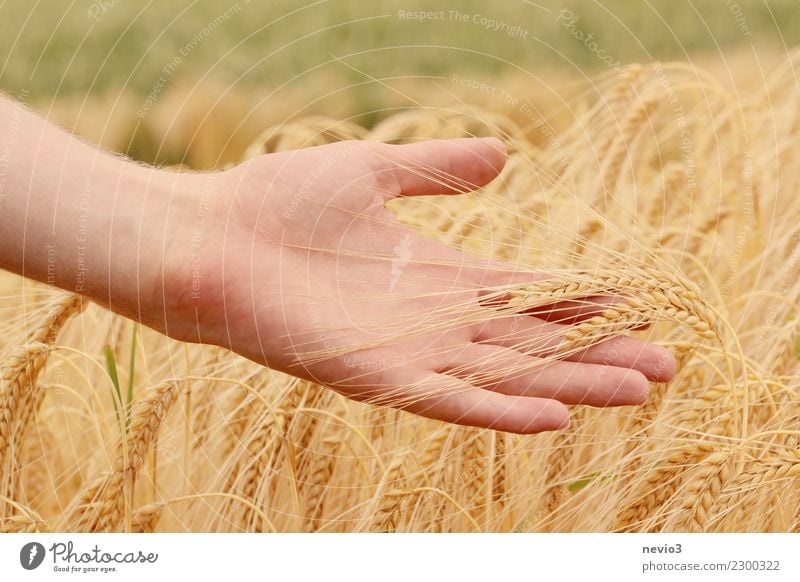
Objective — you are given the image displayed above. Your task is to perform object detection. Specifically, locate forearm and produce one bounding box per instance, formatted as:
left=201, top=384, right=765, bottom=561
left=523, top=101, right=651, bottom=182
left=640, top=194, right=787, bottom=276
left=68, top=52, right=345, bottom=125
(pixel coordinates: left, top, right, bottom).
left=0, top=94, right=200, bottom=321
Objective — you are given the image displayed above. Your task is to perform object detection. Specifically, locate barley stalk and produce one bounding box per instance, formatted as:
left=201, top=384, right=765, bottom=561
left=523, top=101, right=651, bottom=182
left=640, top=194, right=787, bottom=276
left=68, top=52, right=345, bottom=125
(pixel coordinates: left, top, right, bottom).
left=0, top=343, right=51, bottom=510
left=29, top=294, right=86, bottom=346
left=224, top=407, right=282, bottom=532
left=0, top=513, right=49, bottom=533
left=131, top=502, right=165, bottom=533
left=462, top=431, right=489, bottom=524
left=305, top=435, right=340, bottom=530
left=371, top=488, right=422, bottom=533
left=671, top=450, right=733, bottom=532
left=66, top=381, right=179, bottom=532
left=371, top=456, right=408, bottom=532
left=599, top=96, right=660, bottom=195
left=717, top=452, right=800, bottom=514
left=615, top=443, right=714, bottom=532
left=506, top=267, right=719, bottom=348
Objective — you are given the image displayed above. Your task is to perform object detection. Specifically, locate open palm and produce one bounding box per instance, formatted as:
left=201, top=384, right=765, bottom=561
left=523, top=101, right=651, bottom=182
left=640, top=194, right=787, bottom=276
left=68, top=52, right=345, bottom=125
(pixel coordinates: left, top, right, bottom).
left=162, top=138, right=675, bottom=434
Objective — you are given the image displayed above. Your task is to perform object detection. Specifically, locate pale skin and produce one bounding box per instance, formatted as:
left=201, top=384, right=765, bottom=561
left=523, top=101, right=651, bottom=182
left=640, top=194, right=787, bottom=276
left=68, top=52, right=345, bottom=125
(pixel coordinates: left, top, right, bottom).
left=0, top=94, right=676, bottom=434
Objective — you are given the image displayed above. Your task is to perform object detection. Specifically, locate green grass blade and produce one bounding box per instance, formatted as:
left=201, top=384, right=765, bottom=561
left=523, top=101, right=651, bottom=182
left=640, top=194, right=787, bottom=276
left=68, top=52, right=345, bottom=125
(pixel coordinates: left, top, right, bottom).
left=104, top=345, right=124, bottom=431
left=126, top=324, right=138, bottom=426
left=567, top=471, right=617, bottom=492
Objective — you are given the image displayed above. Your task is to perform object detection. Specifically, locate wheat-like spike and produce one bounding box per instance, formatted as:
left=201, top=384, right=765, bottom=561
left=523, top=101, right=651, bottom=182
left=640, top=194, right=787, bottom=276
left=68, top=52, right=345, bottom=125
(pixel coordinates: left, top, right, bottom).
left=219, top=389, right=258, bottom=460
left=628, top=293, right=716, bottom=339
left=243, top=116, right=367, bottom=157
left=615, top=443, right=714, bottom=532
left=674, top=357, right=707, bottom=394
left=541, top=442, right=573, bottom=517
left=368, top=407, right=389, bottom=443
left=712, top=450, right=800, bottom=531
left=560, top=305, right=651, bottom=353
left=671, top=450, right=733, bottom=532
left=131, top=502, right=165, bottom=533
left=506, top=268, right=718, bottom=342
left=29, top=293, right=86, bottom=345
left=717, top=452, right=800, bottom=513
left=630, top=379, right=670, bottom=432
left=579, top=64, right=644, bottom=169
left=66, top=381, right=179, bottom=532
left=491, top=432, right=507, bottom=508
left=6, top=382, right=51, bottom=506
left=292, top=384, right=329, bottom=481
left=189, top=349, right=227, bottom=450
left=371, top=488, right=421, bottom=533
left=225, top=408, right=281, bottom=531
left=251, top=386, right=310, bottom=515
left=506, top=278, right=602, bottom=309
left=240, top=414, right=280, bottom=500
left=0, top=344, right=50, bottom=480
left=761, top=318, right=800, bottom=387
left=621, top=380, right=673, bottom=477
left=371, top=456, right=408, bottom=532
left=18, top=424, right=50, bottom=508
left=462, top=431, right=489, bottom=523
left=599, top=96, right=660, bottom=194
left=573, top=217, right=604, bottom=256
left=539, top=407, right=587, bottom=526
left=120, top=381, right=179, bottom=484
left=684, top=211, right=734, bottom=258
left=626, top=337, right=693, bottom=447
left=659, top=212, right=712, bottom=248
left=305, top=435, right=341, bottom=530
left=562, top=300, right=715, bottom=355
left=680, top=384, right=738, bottom=435
left=420, top=428, right=450, bottom=470
left=652, top=162, right=687, bottom=224
left=190, top=397, right=213, bottom=452
left=0, top=514, right=49, bottom=533
left=14, top=380, right=48, bottom=455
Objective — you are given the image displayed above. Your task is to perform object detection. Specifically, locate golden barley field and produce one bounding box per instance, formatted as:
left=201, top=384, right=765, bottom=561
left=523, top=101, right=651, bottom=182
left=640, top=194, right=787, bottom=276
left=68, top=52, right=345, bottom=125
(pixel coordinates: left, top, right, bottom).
left=3, top=45, right=800, bottom=533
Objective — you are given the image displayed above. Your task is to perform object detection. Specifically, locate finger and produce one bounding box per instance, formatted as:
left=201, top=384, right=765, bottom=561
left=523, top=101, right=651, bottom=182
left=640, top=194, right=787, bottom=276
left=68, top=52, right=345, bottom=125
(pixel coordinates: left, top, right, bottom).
left=378, top=137, right=507, bottom=197
left=378, top=367, right=569, bottom=434
left=567, top=334, right=676, bottom=380
left=440, top=343, right=649, bottom=407
left=472, top=314, right=676, bottom=382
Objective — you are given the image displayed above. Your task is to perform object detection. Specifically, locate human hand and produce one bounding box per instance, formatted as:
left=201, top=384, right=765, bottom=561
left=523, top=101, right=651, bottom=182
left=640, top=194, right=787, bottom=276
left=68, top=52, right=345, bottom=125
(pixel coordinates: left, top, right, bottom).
left=147, top=138, right=675, bottom=434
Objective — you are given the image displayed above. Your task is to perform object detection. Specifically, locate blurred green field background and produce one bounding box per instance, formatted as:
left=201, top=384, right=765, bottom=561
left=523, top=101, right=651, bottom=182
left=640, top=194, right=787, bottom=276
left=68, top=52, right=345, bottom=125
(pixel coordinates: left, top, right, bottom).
left=1, top=0, right=795, bottom=166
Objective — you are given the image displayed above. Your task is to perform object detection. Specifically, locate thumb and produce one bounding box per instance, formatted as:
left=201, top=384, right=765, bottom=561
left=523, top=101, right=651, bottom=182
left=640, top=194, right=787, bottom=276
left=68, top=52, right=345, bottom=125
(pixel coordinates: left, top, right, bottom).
left=378, top=137, right=507, bottom=197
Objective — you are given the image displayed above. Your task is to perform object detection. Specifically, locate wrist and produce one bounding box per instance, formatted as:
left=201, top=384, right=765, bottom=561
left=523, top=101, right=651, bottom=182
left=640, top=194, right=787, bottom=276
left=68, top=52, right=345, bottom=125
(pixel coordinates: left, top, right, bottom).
left=72, top=160, right=183, bottom=322
left=135, top=167, right=228, bottom=342
left=60, top=158, right=221, bottom=333
left=0, top=96, right=226, bottom=339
